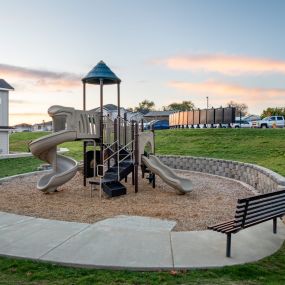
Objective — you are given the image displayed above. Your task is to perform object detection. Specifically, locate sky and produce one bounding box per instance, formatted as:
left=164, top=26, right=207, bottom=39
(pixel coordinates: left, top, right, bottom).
left=1, top=0, right=285, bottom=125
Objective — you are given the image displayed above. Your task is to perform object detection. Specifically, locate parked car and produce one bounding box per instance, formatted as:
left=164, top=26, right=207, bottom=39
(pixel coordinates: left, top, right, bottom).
left=231, top=120, right=252, bottom=128
left=144, top=120, right=157, bottom=130
left=251, top=116, right=285, bottom=128
left=149, top=120, right=169, bottom=130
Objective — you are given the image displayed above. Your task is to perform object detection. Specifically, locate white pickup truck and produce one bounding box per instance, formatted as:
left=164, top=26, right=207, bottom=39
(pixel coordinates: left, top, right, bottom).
left=252, top=116, right=285, bottom=128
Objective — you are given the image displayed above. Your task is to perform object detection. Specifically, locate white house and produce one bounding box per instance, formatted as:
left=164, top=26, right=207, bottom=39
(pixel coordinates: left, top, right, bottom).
left=32, top=121, right=53, bottom=132
left=90, top=104, right=144, bottom=122
left=0, top=79, right=14, bottom=155
left=13, top=123, right=33, bottom=132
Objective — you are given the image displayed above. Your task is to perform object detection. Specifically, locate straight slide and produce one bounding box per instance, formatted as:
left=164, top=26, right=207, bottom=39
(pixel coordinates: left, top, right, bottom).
left=29, top=130, right=78, bottom=193
left=141, top=155, right=193, bottom=194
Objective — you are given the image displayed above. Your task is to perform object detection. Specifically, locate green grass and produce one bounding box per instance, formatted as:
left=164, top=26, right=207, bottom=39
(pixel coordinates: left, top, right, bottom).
left=0, top=129, right=285, bottom=284
left=155, top=128, right=285, bottom=176
left=9, top=131, right=50, bottom=153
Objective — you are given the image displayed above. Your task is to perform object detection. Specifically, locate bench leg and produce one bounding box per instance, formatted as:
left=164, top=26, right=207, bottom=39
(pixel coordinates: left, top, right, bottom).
left=273, top=217, right=277, bottom=234
left=226, top=233, right=232, bottom=257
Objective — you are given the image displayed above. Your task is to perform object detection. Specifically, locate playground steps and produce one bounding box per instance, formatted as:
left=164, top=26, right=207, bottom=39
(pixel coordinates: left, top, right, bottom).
left=102, top=148, right=134, bottom=197
left=102, top=181, right=126, bottom=197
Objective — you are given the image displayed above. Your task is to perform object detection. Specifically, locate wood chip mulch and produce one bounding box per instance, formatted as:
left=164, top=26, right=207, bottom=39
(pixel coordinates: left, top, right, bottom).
left=0, top=170, right=254, bottom=231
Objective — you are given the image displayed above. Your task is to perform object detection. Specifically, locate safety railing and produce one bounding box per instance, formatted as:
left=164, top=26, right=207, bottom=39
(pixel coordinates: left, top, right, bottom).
left=99, top=138, right=134, bottom=183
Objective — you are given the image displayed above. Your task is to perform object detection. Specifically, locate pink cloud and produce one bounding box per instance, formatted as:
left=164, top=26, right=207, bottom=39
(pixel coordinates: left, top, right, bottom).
left=0, top=63, right=82, bottom=91
left=156, top=54, right=285, bottom=75
left=169, top=80, right=285, bottom=106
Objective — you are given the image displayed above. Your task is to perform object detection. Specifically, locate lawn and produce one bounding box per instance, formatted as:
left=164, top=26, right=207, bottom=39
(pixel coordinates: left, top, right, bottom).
left=156, top=128, right=285, bottom=176
left=0, top=129, right=284, bottom=284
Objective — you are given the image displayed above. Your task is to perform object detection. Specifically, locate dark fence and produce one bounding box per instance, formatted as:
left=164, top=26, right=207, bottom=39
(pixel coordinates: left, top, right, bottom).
left=169, top=107, right=236, bottom=128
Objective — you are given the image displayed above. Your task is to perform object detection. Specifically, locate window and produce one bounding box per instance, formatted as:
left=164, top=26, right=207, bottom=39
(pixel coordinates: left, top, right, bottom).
left=277, top=116, right=283, bottom=121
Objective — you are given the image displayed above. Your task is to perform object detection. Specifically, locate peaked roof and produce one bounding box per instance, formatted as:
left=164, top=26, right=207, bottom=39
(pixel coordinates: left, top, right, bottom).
left=0, top=79, right=14, bottom=91
left=90, top=104, right=123, bottom=113
left=82, top=60, right=121, bottom=85
left=103, top=104, right=118, bottom=111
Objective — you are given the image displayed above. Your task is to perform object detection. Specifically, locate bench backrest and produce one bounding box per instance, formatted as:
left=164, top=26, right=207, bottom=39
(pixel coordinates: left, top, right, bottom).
left=233, top=189, right=285, bottom=229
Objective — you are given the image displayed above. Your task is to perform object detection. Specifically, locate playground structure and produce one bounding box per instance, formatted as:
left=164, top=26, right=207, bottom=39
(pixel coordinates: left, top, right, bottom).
left=169, top=107, right=236, bottom=129
left=29, top=61, right=193, bottom=197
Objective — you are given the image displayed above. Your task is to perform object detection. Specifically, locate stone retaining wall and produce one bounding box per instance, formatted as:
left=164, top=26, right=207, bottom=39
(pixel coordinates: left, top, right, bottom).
left=157, top=155, right=285, bottom=194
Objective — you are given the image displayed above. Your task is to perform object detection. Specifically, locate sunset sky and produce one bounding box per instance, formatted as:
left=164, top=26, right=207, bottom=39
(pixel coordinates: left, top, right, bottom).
left=1, top=0, right=285, bottom=125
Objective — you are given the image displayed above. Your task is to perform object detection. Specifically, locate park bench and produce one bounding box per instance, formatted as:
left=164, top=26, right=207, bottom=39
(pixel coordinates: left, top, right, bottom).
left=208, top=189, right=285, bottom=257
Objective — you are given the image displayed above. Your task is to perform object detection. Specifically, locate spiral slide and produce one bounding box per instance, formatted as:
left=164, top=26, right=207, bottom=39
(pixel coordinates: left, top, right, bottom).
left=141, top=155, right=193, bottom=194
left=29, top=130, right=78, bottom=193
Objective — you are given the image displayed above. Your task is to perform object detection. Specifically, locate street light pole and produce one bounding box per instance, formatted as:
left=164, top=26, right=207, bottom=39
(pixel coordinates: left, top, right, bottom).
left=206, top=96, right=209, bottom=109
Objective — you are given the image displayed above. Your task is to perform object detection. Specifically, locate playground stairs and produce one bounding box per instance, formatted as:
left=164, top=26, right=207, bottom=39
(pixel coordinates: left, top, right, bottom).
left=102, top=148, right=134, bottom=197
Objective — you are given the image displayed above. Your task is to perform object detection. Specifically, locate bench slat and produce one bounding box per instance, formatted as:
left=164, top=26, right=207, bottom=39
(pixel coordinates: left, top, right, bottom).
left=243, top=214, right=283, bottom=229
left=236, top=197, right=285, bottom=213
left=234, top=209, right=285, bottom=228
left=236, top=194, right=285, bottom=210
left=235, top=198, right=285, bottom=218
left=238, top=189, right=285, bottom=203
left=244, top=209, right=285, bottom=225
left=208, top=220, right=234, bottom=229
left=212, top=222, right=235, bottom=231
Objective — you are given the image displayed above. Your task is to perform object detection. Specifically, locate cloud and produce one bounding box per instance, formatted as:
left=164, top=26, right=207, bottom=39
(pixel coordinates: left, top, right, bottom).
left=10, top=99, right=31, bottom=104
left=169, top=80, right=285, bottom=105
left=10, top=112, right=47, bottom=117
left=0, top=63, right=82, bottom=91
left=155, top=54, right=285, bottom=75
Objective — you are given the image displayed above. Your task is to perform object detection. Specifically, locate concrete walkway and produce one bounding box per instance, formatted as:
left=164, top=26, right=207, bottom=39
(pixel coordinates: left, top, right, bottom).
left=0, top=211, right=284, bottom=270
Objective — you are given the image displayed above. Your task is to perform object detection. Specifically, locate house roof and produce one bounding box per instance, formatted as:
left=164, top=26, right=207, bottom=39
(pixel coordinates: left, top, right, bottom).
left=33, top=121, right=52, bottom=126
left=144, top=111, right=175, bottom=117
left=90, top=104, right=123, bottom=113
left=0, top=79, right=14, bottom=91
left=82, top=61, right=121, bottom=85
left=103, top=104, right=118, bottom=111
left=14, top=123, right=32, bottom=128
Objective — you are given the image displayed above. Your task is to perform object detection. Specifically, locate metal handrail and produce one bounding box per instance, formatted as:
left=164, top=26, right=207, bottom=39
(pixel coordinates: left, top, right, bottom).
left=116, top=140, right=134, bottom=162
left=96, top=164, right=107, bottom=199
left=103, top=140, right=119, bottom=163
left=96, top=164, right=107, bottom=177
left=104, top=140, right=118, bottom=153
left=101, top=139, right=135, bottom=181
left=118, top=151, right=133, bottom=164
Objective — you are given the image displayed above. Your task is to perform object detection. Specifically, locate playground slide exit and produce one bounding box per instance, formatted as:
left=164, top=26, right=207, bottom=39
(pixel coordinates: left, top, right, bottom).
left=29, top=130, right=78, bottom=193
left=142, top=155, right=193, bottom=194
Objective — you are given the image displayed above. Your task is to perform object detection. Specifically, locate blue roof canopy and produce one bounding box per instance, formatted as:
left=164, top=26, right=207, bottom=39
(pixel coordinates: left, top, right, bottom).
left=82, top=60, right=121, bottom=85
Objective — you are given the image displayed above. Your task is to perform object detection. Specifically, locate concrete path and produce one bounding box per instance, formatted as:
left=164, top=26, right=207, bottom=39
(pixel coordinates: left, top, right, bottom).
left=0, top=211, right=284, bottom=270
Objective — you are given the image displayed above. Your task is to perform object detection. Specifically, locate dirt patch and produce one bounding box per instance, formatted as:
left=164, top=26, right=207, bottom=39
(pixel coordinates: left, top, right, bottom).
left=0, top=170, right=254, bottom=231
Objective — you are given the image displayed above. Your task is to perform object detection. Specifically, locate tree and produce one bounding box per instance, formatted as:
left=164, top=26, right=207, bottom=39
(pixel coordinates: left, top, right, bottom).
left=260, top=107, right=285, bottom=119
left=227, top=101, right=248, bottom=116
left=164, top=101, right=195, bottom=111
left=134, top=100, right=155, bottom=114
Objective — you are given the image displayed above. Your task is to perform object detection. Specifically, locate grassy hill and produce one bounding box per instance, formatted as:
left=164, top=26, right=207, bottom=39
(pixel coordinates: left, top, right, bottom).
left=155, top=128, right=285, bottom=176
